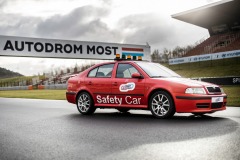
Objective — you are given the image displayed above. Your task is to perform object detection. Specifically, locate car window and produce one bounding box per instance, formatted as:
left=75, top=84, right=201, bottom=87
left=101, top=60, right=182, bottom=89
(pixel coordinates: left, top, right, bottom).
left=88, top=64, right=114, bottom=78
left=88, top=67, right=98, bottom=77
left=135, top=61, right=181, bottom=78
left=116, top=64, right=139, bottom=78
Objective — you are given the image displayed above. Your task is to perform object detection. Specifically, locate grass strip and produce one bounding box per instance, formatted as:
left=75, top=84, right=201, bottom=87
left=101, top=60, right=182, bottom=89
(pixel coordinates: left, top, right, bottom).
left=222, top=85, right=240, bottom=107
left=0, top=90, right=66, bottom=100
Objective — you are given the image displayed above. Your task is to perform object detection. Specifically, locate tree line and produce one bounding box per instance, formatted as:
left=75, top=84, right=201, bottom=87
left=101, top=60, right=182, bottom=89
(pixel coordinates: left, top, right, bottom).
left=0, top=67, right=23, bottom=79
left=151, top=39, right=205, bottom=63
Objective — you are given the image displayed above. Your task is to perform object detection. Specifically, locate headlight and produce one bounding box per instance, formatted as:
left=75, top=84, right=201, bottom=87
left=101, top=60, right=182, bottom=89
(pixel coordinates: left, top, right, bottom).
left=185, top=88, right=206, bottom=94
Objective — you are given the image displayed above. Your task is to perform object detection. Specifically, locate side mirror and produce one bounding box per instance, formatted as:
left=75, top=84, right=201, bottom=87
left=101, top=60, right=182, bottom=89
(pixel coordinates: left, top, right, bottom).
left=132, top=72, right=143, bottom=79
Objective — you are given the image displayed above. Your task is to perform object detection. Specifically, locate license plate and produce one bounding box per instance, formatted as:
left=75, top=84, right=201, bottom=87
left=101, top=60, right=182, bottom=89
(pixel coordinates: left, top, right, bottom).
left=211, top=97, right=223, bottom=103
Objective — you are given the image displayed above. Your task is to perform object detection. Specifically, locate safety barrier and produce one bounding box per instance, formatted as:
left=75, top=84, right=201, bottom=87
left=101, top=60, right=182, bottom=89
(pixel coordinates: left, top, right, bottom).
left=0, top=86, right=29, bottom=91
left=193, top=76, right=240, bottom=85
left=44, top=84, right=67, bottom=90
left=0, top=84, right=67, bottom=91
left=169, top=49, right=240, bottom=65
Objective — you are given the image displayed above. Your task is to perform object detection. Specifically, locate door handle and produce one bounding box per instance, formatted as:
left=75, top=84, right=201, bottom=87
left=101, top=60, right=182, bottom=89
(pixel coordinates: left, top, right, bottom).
left=112, top=82, right=118, bottom=86
left=88, top=81, right=92, bottom=85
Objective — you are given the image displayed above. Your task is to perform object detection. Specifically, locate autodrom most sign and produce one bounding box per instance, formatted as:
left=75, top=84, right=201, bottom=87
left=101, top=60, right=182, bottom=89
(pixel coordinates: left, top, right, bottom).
left=0, top=35, right=151, bottom=61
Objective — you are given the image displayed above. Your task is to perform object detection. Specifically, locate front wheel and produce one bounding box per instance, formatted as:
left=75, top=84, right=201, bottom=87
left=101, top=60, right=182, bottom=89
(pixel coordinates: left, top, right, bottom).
left=149, top=91, right=175, bottom=118
left=76, top=92, right=96, bottom=115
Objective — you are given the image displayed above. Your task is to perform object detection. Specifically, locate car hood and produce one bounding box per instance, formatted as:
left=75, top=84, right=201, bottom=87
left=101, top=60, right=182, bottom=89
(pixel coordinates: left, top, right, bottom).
left=155, top=77, right=218, bottom=87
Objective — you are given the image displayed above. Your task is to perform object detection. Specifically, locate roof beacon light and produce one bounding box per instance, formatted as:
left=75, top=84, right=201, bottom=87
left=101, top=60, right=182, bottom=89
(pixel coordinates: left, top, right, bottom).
left=115, top=54, right=143, bottom=61
left=116, top=53, right=120, bottom=59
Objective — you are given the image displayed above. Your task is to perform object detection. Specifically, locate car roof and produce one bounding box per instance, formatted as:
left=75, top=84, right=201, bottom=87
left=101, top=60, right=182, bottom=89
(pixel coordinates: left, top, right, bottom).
left=90, top=60, right=151, bottom=69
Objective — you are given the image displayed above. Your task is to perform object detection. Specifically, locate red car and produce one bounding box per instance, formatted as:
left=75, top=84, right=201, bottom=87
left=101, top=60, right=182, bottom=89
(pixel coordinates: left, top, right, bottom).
left=66, top=60, right=227, bottom=118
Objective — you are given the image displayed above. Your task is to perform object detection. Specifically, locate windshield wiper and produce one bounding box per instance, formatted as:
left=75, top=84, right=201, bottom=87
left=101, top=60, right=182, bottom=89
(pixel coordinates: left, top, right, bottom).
left=151, top=76, right=165, bottom=78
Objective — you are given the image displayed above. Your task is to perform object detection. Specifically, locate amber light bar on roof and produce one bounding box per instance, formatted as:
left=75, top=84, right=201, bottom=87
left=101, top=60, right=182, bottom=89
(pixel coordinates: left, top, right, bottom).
left=114, top=53, right=142, bottom=61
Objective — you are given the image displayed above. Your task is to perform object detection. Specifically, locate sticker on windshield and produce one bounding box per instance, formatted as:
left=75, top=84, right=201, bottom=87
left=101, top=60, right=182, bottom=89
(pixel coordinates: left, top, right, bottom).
left=119, top=82, right=135, bottom=92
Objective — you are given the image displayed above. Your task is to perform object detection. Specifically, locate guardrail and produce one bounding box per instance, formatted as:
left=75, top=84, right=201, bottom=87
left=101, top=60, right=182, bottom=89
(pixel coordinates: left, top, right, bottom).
left=0, top=84, right=67, bottom=91
left=44, top=84, right=67, bottom=90
left=0, top=86, right=29, bottom=90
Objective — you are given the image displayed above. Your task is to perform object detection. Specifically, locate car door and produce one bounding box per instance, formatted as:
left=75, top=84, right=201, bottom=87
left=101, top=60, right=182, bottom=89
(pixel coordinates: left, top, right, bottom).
left=85, top=63, right=115, bottom=104
left=111, top=63, right=146, bottom=108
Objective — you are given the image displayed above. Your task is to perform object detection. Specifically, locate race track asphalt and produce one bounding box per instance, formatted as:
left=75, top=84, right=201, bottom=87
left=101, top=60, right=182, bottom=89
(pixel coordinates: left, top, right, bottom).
left=0, top=98, right=239, bottom=160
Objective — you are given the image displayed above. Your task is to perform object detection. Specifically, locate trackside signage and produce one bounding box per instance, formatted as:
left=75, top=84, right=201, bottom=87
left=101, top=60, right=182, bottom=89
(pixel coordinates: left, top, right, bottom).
left=169, top=50, right=240, bottom=65
left=0, top=35, right=151, bottom=61
left=193, top=76, right=240, bottom=85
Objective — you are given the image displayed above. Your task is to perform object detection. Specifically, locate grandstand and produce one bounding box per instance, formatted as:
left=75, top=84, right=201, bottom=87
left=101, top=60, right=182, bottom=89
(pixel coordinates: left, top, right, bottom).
left=172, top=0, right=240, bottom=57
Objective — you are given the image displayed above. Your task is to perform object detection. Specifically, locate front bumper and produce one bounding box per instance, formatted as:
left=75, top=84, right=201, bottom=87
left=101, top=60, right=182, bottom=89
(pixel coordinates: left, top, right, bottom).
left=175, top=95, right=227, bottom=113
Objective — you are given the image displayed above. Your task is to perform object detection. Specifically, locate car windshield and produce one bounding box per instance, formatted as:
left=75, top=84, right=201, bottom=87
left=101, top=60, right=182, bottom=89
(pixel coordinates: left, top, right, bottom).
left=135, top=62, right=181, bottom=78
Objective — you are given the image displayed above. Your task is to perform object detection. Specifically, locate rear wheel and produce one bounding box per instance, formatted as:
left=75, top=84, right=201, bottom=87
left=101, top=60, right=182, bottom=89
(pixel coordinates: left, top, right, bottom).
left=76, top=92, right=96, bottom=115
left=149, top=91, right=175, bottom=118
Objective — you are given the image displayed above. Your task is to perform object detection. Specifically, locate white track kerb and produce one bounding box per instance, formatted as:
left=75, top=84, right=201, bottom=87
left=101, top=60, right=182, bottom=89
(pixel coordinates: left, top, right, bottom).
left=0, top=35, right=151, bottom=61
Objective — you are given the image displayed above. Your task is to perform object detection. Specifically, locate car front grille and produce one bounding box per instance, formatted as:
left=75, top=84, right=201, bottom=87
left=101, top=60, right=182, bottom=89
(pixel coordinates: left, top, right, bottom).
left=196, top=103, right=210, bottom=108
left=211, top=102, right=223, bottom=109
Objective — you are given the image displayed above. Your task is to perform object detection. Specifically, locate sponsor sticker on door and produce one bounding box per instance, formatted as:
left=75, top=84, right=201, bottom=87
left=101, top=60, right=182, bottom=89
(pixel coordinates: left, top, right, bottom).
left=119, top=82, right=135, bottom=92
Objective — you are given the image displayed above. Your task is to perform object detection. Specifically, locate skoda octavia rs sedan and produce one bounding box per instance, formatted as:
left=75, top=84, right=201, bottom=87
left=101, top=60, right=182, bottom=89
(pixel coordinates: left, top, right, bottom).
left=66, top=60, right=227, bottom=118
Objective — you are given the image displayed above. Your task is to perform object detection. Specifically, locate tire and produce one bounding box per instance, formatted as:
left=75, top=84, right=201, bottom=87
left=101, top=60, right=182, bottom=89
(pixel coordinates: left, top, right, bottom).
left=76, top=92, right=96, bottom=115
left=117, top=108, right=130, bottom=113
left=149, top=91, right=175, bottom=118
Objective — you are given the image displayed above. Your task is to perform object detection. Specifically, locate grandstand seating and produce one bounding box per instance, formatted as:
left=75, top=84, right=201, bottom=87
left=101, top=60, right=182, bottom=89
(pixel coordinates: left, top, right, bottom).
left=184, top=31, right=240, bottom=57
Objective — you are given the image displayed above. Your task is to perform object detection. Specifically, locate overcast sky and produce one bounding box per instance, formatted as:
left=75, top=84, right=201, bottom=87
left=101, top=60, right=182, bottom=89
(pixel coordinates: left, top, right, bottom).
left=0, top=0, right=221, bottom=76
